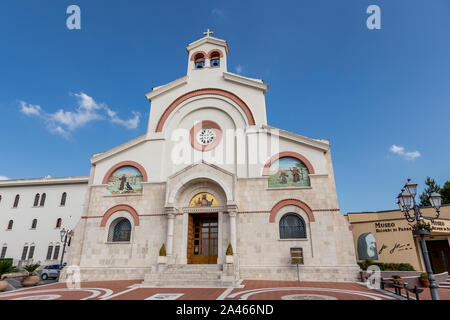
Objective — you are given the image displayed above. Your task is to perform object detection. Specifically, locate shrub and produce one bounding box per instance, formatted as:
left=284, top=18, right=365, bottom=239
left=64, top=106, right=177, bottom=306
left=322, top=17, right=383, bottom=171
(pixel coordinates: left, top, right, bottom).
left=0, top=259, right=15, bottom=278
left=226, top=244, right=233, bottom=256
left=23, top=264, right=40, bottom=275
left=420, top=272, right=428, bottom=280
left=159, top=244, right=166, bottom=256
left=358, top=259, right=415, bottom=271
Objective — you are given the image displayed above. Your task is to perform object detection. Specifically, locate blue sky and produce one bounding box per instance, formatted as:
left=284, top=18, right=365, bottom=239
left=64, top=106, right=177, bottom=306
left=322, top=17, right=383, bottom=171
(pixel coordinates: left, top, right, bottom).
left=0, top=0, right=449, bottom=213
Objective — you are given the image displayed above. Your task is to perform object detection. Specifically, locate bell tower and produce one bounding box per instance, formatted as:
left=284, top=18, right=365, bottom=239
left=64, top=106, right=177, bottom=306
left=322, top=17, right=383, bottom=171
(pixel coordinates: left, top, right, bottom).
left=186, top=29, right=229, bottom=75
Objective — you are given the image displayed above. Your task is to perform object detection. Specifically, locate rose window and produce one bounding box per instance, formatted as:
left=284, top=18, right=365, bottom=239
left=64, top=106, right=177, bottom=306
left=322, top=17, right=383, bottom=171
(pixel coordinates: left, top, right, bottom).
left=197, top=128, right=216, bottom=145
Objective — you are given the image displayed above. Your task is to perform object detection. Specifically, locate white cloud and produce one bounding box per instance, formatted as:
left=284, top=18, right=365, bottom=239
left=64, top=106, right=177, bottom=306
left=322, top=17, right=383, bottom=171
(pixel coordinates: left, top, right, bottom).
left=211, top=8, right=225, bottom=18
left=20, top=101, right=41, bottom=116
left=19, top=92, right=141, bottom=137
left=389, top=144, right=421, bottom=160
left=235, top=65, right=243, bottom=74
left=0, top=176, right=8, bottom=180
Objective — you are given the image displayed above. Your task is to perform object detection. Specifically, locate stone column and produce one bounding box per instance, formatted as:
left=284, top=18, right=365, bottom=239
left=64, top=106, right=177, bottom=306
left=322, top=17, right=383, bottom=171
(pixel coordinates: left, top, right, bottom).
left=166, top=208, right=176, bottom=264
left=229, top=210, right=237, bottom=255
left=218, top=211, right=223, bottom=264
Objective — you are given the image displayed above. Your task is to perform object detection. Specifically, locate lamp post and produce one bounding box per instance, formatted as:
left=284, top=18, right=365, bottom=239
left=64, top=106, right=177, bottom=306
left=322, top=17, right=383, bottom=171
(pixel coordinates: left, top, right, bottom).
left=59, top=228, right=72, bottom=267
left=397, top=179, right=442, bottom=300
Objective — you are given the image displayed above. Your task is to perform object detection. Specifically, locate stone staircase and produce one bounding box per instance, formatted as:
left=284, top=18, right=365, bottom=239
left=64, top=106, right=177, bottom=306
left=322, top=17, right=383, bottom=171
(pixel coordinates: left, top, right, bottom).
left=142, top=264, right=240, bottom=287
left=439, top=276, right=450, bottom=289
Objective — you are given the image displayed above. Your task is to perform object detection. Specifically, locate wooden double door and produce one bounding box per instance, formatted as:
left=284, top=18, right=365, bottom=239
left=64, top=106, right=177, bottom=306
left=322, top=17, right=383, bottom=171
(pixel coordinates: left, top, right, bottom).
left=426, top=240, right=450, bottom=274
left=187, top=214, right=218, bottom=264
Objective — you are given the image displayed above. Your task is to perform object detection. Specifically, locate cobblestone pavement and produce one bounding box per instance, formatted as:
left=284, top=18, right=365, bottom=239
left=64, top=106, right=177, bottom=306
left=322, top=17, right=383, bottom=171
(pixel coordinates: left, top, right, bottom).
left=0, top=279, right=406, bottom=300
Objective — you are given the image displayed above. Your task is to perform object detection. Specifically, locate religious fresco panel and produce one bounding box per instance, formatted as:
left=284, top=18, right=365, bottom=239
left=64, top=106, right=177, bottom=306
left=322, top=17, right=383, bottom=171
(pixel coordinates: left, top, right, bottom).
left=189, top=193, right=218, bottom=207
left=107, top=166, right=143, bottom=195
left=268, top=157, right=310, bottom=188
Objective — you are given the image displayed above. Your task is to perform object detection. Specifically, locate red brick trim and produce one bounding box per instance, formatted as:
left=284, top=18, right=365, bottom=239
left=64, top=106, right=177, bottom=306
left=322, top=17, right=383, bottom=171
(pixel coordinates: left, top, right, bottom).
left=155, top=88, right=256, bottom=132
left=262, top=151, right=315, bottom=175
left=269, top=199, right=315, bottom=223
left=100, top=204, right=140, bottom=227
left=190, top=120, right=223, bottom=151
left=207, top=49, right=224, bottom=59
left=190, top=51, right=207, bottom=61
left=102, top=161, right=148, bottom=185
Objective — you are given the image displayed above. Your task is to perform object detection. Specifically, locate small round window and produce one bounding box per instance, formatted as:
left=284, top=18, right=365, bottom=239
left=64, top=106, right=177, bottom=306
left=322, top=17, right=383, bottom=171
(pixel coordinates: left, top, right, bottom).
left=190, top=121, right=222, bottom=151
left=197, top=128, right=216, bottom=145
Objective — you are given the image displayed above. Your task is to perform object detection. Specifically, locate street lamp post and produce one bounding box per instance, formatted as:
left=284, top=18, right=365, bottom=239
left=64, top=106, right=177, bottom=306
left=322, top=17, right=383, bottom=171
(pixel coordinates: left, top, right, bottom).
left=397, top=179, right=442, bottom=300
left=59, top=228, right=72, bottom=267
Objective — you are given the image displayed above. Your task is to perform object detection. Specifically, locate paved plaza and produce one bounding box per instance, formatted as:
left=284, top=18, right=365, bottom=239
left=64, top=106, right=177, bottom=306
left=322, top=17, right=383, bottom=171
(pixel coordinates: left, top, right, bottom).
left=0, top=279, right=419, bottom=300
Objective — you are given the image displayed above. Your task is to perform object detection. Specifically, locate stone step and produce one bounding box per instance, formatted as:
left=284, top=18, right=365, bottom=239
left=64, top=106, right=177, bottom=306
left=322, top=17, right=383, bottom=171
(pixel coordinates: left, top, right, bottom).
left=141, top=279, right=237, bottom=288
left=145, top=273, right=221, bottom=281
left=166, top=265, right=222, bottom=271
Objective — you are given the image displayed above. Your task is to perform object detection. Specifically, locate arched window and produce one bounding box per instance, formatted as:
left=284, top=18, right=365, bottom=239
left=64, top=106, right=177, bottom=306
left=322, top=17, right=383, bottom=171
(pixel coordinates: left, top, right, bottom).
left=21, top=244, right=29, bottom=261
left=13, top=194, right=20, bottom=208
left=33, top=193, right=40, bottom=207
left=56, top=218, right=62, bottom=228
left=108, top=218, right=132, bottom=242
left=0, top=245, right=7, bottom=259
left=194, top=53, right=205, bottom=69
left=28, top=244, right=35, bottom=259
left=210, top=51, right=220, bottom=67
left=31, top=219, right=37, bottom=229
left=7, top=220, right=13, bottom=230
left=53, top=244, right=60, bottom=260
left=46, top=244, right=54, bottom=260
left=40, top=193, right=46, bottom=206
left=279, top=214, right=306, bottom=239
left=60, top=192, right=67, bottom=206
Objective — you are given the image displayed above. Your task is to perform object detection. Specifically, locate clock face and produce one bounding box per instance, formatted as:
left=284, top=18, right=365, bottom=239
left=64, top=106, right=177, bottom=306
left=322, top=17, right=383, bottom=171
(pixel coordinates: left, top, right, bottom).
left=196, top=128, right=216, bottom=145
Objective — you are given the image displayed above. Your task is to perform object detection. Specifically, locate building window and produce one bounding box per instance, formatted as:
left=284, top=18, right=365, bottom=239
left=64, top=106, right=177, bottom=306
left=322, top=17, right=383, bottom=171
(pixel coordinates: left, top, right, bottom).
left=60, top=192, right=67, bottom=206
left=31, top=219, right=37, bottom=229
left=53, top=245, right=60, bottom=260
left=28, top=245, right=35, bottom=260
left=7, top=220, right=13, bottom=230
left=210, top=51, right=220, bottom=67
left=194, top=53, right=205, bottom=69
left=13, top=194, right=20, bottom=208
left=40, top=193, right=46, bottom=207
left=56, top=218, right=62, bottom=228
left=279, top=214, right=306, bottom=239
left=1, top=245, right=7, bottom=259
left=46, top=245, right=54, bottom=260
left=21, top=245, right=29, bottom=260
left=0, top=195, right=2, bottom=204
left=33, top=193, right=40, bottom=207
left=108, top=218, right=132, bottom=242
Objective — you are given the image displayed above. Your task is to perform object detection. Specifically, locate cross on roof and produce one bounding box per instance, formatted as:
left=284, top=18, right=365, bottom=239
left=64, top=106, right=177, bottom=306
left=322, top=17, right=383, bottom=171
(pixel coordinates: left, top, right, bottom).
left=203, top=28, right=213, bottom=37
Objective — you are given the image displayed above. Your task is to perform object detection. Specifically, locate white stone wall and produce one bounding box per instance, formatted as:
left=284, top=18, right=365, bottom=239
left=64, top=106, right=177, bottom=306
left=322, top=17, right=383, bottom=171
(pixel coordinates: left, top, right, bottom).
left=0, top=178, right=88, bottom=266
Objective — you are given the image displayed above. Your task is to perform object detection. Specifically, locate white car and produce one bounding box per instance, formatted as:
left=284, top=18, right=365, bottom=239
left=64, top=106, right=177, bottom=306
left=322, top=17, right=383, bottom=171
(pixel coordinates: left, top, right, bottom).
left=40, top=264, right=62, bottom=280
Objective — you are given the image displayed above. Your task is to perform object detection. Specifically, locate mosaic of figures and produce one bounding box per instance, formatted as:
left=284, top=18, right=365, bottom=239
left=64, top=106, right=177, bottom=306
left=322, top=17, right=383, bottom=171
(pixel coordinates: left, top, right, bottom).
left=107, top=166, right=143, bottom=195
left=268, top=157, right=310, bottom=188
left=189, top=193, right=218, bottom=207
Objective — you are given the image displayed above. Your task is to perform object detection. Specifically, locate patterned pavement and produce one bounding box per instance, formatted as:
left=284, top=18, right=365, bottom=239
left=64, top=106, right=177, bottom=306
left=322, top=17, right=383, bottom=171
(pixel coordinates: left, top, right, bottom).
left=0, top=279, right=401, bottom=300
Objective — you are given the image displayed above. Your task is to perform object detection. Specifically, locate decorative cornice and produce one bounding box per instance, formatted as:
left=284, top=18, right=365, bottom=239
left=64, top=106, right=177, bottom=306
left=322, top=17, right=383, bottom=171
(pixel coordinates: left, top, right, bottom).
left=90, top=134, right=147, bottom=164
left=223, top=72, right=268, bottom=93
left=262, top=125, right=330, bottom=152
left=145, top=76, right=188, bottom=101
left=0, top=176, right=89, bottom=187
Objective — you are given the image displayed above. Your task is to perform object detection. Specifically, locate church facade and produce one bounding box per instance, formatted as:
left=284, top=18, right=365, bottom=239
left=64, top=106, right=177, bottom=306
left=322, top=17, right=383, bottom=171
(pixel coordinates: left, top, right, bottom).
left=64, top=32, right=359, bottom=284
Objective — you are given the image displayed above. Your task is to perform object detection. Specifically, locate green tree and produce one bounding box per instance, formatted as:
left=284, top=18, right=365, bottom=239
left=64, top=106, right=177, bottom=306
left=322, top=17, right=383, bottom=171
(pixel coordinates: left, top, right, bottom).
left=419, top=177, right=441, bottom=207
left=440, top=181, right=450, bottom=205
left=420, top=177, right=441, bottom=207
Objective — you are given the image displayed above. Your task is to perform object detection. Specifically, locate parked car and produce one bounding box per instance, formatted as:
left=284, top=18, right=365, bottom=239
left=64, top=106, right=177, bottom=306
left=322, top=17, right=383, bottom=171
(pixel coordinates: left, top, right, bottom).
left=40, top=264, right=62, bottom=280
